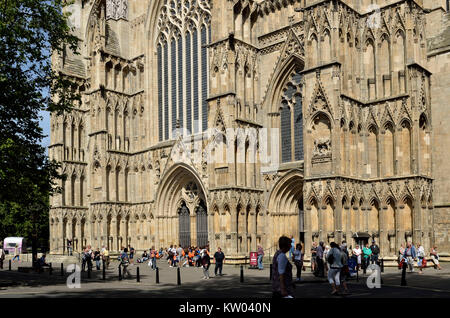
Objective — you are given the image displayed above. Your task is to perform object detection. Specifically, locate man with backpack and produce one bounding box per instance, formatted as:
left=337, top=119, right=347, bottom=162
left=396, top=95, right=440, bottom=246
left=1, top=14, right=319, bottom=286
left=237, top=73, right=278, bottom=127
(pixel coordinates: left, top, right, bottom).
left=370, top=240, right=380, bottom=265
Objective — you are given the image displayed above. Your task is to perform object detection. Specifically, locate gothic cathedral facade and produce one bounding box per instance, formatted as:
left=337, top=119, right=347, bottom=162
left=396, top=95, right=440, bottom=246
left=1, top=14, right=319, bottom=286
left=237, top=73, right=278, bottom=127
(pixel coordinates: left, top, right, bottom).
left=49, top=0, right=450, bottom=259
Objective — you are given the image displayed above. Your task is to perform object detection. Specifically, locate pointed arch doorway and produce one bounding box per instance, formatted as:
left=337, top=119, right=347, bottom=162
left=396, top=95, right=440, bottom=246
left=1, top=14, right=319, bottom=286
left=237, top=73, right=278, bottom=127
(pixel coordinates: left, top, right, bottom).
left=156, top=164, right=209, bottom=248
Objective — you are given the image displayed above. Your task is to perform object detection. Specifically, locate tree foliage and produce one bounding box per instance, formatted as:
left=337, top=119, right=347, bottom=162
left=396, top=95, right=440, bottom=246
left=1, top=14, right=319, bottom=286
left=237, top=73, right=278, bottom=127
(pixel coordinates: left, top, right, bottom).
left=0, top=0, right=79, bottom=245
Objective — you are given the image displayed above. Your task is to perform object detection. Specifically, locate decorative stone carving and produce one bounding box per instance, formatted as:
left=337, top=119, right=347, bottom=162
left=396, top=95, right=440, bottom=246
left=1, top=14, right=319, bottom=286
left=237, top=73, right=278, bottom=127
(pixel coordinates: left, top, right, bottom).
left=106, top=0, right=128, bottom=21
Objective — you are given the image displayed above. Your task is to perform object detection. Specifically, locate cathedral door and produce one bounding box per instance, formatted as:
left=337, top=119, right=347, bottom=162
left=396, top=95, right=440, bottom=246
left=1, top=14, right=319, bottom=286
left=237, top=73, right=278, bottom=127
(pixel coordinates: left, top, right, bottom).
left=196, top=200, right=208, bottom=247
left=179, top=202, right=191, bottom=248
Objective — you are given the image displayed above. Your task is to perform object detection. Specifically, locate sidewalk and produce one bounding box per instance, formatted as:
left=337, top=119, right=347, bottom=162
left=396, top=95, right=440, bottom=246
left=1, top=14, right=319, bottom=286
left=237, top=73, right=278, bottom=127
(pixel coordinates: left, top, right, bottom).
left=1, top=260, right=449, bottom=298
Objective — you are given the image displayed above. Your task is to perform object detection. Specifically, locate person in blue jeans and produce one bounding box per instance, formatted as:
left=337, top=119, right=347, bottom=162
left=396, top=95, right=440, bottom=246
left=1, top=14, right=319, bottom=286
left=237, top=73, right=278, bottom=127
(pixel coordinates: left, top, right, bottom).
left=257, top=245, right=264, bottom=270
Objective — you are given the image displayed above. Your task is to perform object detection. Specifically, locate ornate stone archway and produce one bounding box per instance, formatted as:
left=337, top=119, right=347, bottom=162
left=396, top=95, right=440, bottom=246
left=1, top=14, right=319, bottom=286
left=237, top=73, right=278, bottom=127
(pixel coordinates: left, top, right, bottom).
left=155, top=164, right=208, bottom=247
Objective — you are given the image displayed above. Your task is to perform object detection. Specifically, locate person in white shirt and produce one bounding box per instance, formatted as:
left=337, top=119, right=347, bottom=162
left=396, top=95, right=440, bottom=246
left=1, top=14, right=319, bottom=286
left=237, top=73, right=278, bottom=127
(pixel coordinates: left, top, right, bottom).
left=417, top=243, right=426, bottom=274
left=352, top=245, right=362, bottom=269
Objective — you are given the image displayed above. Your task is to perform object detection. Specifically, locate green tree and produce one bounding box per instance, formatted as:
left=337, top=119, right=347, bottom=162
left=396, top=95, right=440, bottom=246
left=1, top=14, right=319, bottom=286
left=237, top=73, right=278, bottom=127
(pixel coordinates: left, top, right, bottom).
left=0, top=0, right=80, bottom=260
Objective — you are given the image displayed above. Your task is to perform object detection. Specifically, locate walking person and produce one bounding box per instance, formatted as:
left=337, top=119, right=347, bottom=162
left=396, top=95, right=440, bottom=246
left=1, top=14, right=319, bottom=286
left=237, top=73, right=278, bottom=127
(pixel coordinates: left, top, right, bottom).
left=12, top=244, right=20, bottom=263
left=201, top=248, right=211, bottom=279
left=150, top=247, right=157, bottom=270
left=213, top=247, right=225, bottom=276
left=129, top=245, right=135, bottom=265
left=403, top=242, right=416, bottom=273
left=81, top=246, right=86, bottom=271
left=370, top=240, right=380, bottom=264
left=398, top=244, right=405, bottom=264
left=85, top=245, right=93, bottom=272
left=323, top=245, right=330, bottom=276
left=292, top=243, right=304, bottom=282
left=430, top=246, right=442, bottom=270
left=257, top=245, right=264, bottom=270
left=327, top=242, right=344, bottom=296
left=271, top=236, right=295, bottom=298
left=120, top=247, right=131, bottom=279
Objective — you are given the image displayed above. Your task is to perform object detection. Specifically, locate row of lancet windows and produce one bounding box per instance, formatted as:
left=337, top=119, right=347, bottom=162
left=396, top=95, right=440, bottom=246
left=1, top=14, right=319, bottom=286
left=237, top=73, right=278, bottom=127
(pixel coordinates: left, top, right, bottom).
left=157, top=26, right=211, bottom=141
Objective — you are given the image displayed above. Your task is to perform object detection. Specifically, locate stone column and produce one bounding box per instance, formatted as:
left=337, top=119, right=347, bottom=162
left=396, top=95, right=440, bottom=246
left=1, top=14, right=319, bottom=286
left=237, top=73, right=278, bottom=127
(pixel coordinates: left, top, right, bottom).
left=380, top=206, right=388, bottom=257
left=111, top=216, right=117, bottom=252
left=230, top=202, right=238, bottom=256
left=413, top=185, right=422, bottom=246
left=335, top=184, right=343, bottom=243
left=304, top=205, right=312, bottom=261
left=319, top=205, right=326, bottom=243
left=102, top=216, right=108, bottom=249
left=251, top=206, right=257, bottom=252
left=396, top=204, right=405, bottom=250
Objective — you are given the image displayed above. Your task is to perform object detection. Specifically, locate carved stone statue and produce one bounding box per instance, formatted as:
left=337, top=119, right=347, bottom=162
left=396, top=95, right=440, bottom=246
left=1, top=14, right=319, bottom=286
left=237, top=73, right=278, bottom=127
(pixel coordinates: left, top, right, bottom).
left=313, top=137, right=331, bottom=157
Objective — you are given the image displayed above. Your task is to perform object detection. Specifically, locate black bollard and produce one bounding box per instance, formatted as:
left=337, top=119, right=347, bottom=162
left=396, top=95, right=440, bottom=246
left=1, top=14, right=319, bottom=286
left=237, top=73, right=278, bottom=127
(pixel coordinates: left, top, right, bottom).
left=61, top=263, right=64, bottom=276
left=240, top=265, right=244, bottom=283
left=177, top=267, right=181, bottom=285
left=381, top=259, right=384, bottom=273
left=156, top=267, right=160, bottom=284
left=356, top=266, right=359, bottom=282
left=103, top=262, right=106, bottom=280
left=363, top=261, right=366, bottom=275
left=136, top=266, right=140, bottom=283
left=119, top=265, right=122, bottom=281
left=9, top=260, right=11, bottom=271
left=49, top=263, right=53, bottom=275
left=269, top=263, right=273, bottom=281
left=87, top=265, right=91, bottom=279
left=401, top=261, right=407, bottom=286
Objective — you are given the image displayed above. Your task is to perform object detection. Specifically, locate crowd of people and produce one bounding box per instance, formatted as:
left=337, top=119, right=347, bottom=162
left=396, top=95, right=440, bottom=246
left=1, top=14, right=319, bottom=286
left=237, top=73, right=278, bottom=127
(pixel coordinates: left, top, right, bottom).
left=272, top=236, right=444, bottom=298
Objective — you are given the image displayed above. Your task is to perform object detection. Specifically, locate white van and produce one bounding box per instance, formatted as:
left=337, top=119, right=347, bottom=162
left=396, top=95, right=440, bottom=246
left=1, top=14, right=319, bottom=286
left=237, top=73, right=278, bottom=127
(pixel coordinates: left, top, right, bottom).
left=3, top=237, right=27, bottom=255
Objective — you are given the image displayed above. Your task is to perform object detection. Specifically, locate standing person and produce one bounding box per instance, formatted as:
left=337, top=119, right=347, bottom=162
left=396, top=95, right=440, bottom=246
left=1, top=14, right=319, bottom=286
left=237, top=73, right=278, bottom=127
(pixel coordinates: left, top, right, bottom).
left=12, top=244, right=20, bottom=263
left=201, top=248, right=211, bottom=279
left=352, top=245, right=362, bottom=270
left=120, top=247, right=131, bottom=279
left=151, top=247, right=157, bottom=270
left=327, top=242, right=344, bottom=296
left=176, top=245, right=183, bottom=267
left=0, top=244, right=4, bottom=269
left=340, top=243, right=350, bottom=295
left=323, top=245, right=330, bottom=276
left=271, top=236, right=295, bottom=298
left=94, top=247, right=101, bottom=270
left=81, top=246, right=86, bottom=271
left=362, top=243, right=372, bottom=269
left=101, top=245, right=110, bottom=269
left=67, top=239, right=73, bottom=256
left=129, top=245, right=135, bottom=265
left=85, top=245, right=93, bottom=272
left=213, top=247, right=225, bottom=276
left=257, top=245, right=264, bottom=270
left=289, top=236, right=295, bottom=259
left=315, top=242, right=325, bottom=277
left=398, top=244, right=405, bottom=263
left=310, top=242, right=317, bottom=272
left=403, top=242, right=416, bottom=273
left=370, top=240, right=380, bottom=264
left=417, top=243, right=426, bottom=274
left=430, top=246, right=442, bottom=270
left=292, top=243, right=304, bottom=282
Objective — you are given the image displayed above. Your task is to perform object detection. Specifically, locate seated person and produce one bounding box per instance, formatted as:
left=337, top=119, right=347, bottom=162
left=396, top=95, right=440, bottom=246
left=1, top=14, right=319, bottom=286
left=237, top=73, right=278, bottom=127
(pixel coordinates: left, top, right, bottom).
left=36, top=254, right=49, bottom=271
left=141, top=251, right=149, bottom=262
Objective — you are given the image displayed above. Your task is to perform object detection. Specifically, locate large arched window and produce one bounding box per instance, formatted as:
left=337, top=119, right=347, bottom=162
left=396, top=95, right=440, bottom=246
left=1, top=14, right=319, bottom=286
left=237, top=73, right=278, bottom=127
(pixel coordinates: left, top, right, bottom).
left=157, top=0, right=211, bottom=141
left=280, top=68, right=303, bottom=163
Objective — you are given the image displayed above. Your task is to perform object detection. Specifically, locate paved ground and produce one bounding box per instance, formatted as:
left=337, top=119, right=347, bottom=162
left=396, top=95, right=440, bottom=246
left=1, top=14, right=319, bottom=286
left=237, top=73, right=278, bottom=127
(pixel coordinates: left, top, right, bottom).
left=0, top=260, right=449, bottom=298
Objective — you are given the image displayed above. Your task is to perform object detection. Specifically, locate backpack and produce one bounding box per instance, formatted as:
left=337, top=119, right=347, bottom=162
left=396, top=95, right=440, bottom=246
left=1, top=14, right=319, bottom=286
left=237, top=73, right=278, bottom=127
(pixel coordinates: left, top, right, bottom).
left=327, top=252, right=334, bottom=265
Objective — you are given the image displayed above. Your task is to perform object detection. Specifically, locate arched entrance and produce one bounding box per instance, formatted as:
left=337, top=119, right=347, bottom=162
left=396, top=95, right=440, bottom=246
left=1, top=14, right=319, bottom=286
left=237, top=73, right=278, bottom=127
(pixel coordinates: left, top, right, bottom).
left=156, top=164, right=208, bottom=248
left=266, top=170, right=304, bottom=249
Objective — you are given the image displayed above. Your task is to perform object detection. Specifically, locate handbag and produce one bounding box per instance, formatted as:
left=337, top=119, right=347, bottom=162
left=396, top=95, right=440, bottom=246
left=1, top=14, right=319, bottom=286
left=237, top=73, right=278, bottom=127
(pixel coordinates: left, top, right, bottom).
left=398, top=258, right=405, bottom=269
left=422, top=258, right=427, bottom=267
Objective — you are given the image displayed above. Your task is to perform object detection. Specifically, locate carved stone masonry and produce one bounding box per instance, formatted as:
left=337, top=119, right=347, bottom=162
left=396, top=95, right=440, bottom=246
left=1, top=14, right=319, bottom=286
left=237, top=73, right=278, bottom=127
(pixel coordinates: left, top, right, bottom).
left=106, top=0, right=128, bottom=21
